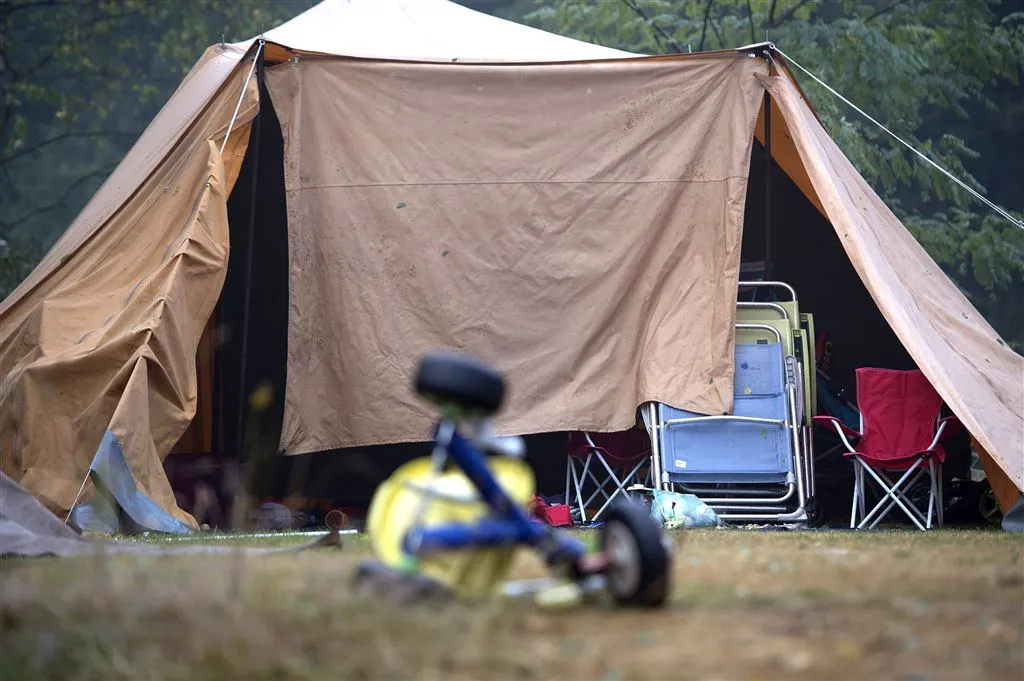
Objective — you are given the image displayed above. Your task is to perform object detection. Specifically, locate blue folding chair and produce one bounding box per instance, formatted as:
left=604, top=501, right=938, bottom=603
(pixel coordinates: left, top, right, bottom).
left=653, top=330, right=808, bottom=523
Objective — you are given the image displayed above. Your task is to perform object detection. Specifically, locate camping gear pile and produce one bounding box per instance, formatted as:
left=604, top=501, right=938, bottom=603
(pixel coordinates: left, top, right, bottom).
left=647, top=281, right=817, bottom=524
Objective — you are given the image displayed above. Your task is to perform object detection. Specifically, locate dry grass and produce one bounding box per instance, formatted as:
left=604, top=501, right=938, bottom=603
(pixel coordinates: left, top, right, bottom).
left=2, top=528, right=1022, bottom=680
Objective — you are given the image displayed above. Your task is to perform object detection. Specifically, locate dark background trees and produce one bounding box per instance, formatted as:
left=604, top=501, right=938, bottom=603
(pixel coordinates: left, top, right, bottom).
left=505, top=0, right=1024, bottom=348
left=2, top=0, right=1021, bottom=346
left=0, top=0, right=318, bottom=293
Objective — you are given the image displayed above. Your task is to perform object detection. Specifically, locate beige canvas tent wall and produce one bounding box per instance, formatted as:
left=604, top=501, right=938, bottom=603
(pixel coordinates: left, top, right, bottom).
left=1, top=0, right=1020, bottom=532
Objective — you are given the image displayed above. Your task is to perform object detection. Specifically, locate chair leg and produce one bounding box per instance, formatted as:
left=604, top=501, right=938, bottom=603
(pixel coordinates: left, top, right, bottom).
left=568, top=456, right=589, bottom=524
left=859, top=461, right=928, bottom=531
left=850, top=458, right=861, bottom=529
left=857, top=462, right=866, bottom=522
left=926, top=459, right=936, bottom=529
left=580, top=455, right=620, bottom=517
left=564, top=456, right=571, bottom=512
left=926, top=458, right=945, bottom=529
left=589, top=456, right=646, bottom=521
left=581, top=458, right=616, bottom=509
left=867, top=468, right=928, bottom=529
left=571, top=452, right=648, bottom=525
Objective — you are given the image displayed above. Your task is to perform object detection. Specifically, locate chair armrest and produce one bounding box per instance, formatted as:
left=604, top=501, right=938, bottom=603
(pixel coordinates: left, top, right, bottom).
left=812, top=415, right=862, bottom=453
left=937, top=415, right=963, bottom=441
left=812, top=416, right=862, bottom=440
left=924, top=414, right=964, bottom=451
left=569, top=444, right=610, bottom=459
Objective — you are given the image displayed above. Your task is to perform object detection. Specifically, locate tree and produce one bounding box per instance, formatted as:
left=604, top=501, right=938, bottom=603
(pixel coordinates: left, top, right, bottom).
left=518, top=0, right=1024, bottom=348
left=0, top=0, right=317, bottom=300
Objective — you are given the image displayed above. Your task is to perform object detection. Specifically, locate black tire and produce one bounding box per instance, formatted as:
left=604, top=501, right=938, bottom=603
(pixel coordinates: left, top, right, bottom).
left=600, top=499, right=671, bottom=607
left=414, top=351, right=505, bottom=417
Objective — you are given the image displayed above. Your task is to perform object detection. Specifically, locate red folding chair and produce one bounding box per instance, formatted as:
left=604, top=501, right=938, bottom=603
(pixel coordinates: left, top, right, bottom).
left=565, top=429, right=651, bottom=524
left=813, top=368, right=960, bottom=530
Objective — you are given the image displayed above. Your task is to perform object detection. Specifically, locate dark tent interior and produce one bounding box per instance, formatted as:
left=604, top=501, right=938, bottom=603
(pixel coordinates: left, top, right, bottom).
left=164, top=63, right=973, bottom=529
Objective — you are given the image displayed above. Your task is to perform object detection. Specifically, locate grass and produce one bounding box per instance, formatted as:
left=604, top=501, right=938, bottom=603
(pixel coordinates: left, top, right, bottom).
left=2, top=527, right=1022, bottom=680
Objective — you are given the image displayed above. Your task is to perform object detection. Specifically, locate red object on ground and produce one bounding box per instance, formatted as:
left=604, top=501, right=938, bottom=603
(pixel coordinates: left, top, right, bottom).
left=530, top=496, right=573, bottom=527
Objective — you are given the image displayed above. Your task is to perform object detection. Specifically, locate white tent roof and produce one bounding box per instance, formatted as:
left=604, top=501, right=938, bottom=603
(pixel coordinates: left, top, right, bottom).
left=239, top=0, right=636, bottom=62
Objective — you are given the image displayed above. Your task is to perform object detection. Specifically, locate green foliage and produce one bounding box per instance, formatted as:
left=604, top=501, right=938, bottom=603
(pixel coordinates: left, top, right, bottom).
left=3, top=0, right=1022, bottom=349
left=0, top=0, right=316, bottom=300
left=0, top=236, right=44, bottom=300
left=519, top=0, right=1024, bottom=347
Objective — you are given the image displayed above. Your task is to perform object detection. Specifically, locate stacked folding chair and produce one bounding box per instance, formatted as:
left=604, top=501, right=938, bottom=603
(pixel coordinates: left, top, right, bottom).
left=564, top=429, right=652, bottom=524
left=647, top=280, right=816, bottom=524
left=736, top=280, right=818, bottom=506
left=813, top=368, right=960, bottom=530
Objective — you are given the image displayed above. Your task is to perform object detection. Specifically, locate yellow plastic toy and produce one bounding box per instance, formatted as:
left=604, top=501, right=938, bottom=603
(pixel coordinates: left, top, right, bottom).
left=366, top=454, right=537, bottom=600
left=355, top=351, right=671, bottom=607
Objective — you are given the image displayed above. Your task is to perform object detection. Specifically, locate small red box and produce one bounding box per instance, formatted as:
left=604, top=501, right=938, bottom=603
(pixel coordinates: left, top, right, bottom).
left=530, top=496, right=573, bottom=527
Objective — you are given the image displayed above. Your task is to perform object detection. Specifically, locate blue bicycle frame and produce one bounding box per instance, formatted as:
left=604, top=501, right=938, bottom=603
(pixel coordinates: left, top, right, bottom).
left=401, top=421, right=587, bottom=566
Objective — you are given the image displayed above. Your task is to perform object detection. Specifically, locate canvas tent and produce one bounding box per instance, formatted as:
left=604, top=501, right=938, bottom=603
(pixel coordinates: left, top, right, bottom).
left=1, top=0, right=1020, bottom=533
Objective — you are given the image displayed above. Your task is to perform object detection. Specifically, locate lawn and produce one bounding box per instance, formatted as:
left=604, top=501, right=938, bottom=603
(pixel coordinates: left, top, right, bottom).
left=1, top=527, right=1021, bottom=680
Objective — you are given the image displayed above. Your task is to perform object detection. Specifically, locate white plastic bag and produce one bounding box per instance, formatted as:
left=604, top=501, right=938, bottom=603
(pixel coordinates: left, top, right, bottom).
left=646, top=489, right=720, bottom=529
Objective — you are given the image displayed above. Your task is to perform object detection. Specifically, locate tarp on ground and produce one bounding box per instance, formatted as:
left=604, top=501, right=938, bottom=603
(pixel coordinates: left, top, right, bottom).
left=0, top=469, right=339, bottom=556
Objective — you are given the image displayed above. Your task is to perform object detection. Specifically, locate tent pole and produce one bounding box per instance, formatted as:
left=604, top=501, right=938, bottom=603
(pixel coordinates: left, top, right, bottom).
left=763, top=93, right=772, bottom=282
left=214, top=315, right=225, bottom=455
left=234, top=50, right=265, bottom=463
left=763, top=47, right=774, bottom=283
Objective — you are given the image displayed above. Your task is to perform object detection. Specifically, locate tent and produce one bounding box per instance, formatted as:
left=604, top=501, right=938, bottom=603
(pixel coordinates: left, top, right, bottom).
left=1, top=0, right=1020, bottom=532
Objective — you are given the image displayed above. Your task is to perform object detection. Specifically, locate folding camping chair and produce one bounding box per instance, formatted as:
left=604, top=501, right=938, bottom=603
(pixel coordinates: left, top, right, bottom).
left=652, top=324, right=808, bottom=523
left=565, top=429, right=651, bottom=523
left=736, top=303, right=817, bottom=501
left=813, top=368, right=961, bottom=530
left=737, top=281, right=818, bottom=503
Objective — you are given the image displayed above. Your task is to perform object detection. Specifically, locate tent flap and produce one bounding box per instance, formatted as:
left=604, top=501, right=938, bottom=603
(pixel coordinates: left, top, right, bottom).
left=0, top=140, right=236, bottom=525
left=1, top=44, right=251, bottom=314
left=267, top=55, right=768, bottom=453
left=762, top=71, right=1024, bottom=491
